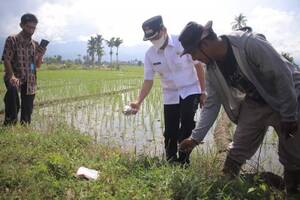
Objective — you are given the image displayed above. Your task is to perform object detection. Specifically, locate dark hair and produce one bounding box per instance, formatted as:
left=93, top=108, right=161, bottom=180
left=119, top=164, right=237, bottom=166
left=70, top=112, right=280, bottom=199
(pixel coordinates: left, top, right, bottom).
left=21, top=13, right=38, bottom=25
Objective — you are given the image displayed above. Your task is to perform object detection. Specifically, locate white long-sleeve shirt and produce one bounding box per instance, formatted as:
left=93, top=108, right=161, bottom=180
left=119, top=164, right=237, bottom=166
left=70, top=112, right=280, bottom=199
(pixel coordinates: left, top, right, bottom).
left=144, top=34, right=201, bottom=105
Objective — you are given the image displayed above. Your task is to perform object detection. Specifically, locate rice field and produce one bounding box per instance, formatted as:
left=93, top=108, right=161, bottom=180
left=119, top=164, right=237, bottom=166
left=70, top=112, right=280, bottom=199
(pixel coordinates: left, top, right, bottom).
left=0, top=65, right=282, bottom=174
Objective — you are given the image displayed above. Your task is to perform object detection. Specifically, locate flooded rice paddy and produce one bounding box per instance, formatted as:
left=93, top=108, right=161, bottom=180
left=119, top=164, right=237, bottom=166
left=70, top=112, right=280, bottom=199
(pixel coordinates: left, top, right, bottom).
left=0, top=68, right=282, bottom=175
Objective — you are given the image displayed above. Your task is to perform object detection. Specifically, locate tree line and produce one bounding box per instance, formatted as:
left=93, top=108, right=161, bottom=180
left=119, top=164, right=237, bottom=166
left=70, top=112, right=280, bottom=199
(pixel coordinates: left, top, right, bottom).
left=86, top=35, right=123, bottom=69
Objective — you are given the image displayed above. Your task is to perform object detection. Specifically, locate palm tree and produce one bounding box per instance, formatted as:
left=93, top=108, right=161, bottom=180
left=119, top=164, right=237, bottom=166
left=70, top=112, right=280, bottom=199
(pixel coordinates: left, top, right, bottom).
left=95, top=34, right=104, bottom=65
left=281, top=52, right=298, bottom=66
left=75, top=54, right=82, bottom=64
left=231, top=13, right=247, bottom=31
left=87, top=36, right=97, bottom=65
left=114, top=37, right=123, bottom=70
left=106, top=37, right=115, bottom=67
left=83, top=55, right=90, bottom=65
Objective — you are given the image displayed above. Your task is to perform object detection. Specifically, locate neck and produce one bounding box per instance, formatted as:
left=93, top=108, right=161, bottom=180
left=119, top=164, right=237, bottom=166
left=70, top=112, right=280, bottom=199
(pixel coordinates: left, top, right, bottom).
left=21, top=31, right=32, bottom=40
left=160, top=35, right=168, bottom=50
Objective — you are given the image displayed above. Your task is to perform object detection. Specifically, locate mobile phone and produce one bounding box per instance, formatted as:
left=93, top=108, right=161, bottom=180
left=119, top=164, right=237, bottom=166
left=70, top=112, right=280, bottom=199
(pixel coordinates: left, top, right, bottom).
left=40, top=39, right=49, bottom=48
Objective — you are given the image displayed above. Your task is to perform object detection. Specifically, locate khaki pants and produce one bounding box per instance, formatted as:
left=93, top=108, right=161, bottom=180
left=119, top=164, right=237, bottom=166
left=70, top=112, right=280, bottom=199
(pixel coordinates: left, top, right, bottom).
left=228, top=98, right=300, bottom=170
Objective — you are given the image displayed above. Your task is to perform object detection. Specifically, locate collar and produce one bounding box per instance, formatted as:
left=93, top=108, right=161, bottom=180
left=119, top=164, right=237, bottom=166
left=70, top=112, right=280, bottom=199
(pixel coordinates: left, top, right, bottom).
left=167, top=35, right=175, bottom=47
left=155, top=34, right=175, bottom=53
left=16, top=31, right=33, bottom=45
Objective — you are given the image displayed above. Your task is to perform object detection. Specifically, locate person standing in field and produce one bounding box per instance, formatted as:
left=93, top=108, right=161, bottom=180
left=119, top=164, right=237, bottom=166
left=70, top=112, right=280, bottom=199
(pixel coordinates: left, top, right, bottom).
left=178, top=20, right=300, bottom=198
left=1, top=13, right=46, bottom=125
left=130, top=16, right=206, bottom=165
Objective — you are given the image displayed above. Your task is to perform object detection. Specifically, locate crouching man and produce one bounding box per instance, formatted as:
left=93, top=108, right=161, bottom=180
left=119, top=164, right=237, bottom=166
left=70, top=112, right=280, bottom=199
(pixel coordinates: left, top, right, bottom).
left=178, top=21, right=300, bottom=198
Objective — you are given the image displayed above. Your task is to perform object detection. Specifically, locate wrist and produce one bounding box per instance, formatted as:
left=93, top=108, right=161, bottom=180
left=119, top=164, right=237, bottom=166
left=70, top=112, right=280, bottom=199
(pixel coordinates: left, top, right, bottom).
left=136, top=100, right=142, bottom=106
left=200, top=90, right=207, bottom=95
left=191, top=138, right=199, bottom=145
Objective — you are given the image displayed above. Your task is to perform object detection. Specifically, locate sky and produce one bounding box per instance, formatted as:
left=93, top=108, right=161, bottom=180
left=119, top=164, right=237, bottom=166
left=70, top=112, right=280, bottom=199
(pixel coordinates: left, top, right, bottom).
left=0, top=0, right=299, bottom=63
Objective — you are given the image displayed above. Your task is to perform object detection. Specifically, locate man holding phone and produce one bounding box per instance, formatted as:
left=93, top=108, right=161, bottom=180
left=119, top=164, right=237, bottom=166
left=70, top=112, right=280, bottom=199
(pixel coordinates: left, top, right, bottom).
left=1, top=13, right=48, bottom=125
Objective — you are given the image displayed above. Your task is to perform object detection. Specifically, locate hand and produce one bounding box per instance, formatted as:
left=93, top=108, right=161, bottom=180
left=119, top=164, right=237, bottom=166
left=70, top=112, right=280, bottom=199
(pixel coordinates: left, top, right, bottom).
left=36, top=46, right=46, bottom=59
left=129, top=101, right=140, bottom=114
left=281, top=121, right=298, bottom=139
left=10, top=75, right=20, bottom=88
left=179, top=138, right=199, bottom=153
left=199, top=92, right=207, bottom=108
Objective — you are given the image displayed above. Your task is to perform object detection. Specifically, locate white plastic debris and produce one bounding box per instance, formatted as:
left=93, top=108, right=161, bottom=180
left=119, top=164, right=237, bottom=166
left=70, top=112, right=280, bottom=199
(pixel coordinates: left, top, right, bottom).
left=122, top=105, right=136, bottom=115
left=76, top=167, right=99, bottom=180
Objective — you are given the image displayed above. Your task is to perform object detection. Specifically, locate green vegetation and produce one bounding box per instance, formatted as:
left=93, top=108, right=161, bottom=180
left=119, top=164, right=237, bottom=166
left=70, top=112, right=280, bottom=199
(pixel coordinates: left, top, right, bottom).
left=231, top=13, right=247, bottom=31
left=0, top=65, right=285, bottom=199
left=0, top=125, right=284, bottom=199
left=0, top=66, right=145, bottom=111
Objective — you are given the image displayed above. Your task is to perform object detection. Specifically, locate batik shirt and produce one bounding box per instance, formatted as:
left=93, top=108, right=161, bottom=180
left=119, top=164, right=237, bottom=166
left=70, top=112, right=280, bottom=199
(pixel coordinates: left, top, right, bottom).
left=2, top=32, right=39, bottom=95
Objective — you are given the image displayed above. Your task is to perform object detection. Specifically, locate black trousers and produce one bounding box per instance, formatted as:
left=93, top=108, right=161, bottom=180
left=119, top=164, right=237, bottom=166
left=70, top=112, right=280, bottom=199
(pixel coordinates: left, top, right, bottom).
left=164, top=94, right=200, bottom=164
left=3, top=80, right=35, bottom=125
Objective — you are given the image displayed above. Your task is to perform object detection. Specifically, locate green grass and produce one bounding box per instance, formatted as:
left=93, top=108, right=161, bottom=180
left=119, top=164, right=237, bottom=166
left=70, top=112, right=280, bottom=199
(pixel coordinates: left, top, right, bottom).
left=0, top=65, right=285, bottom=199
left=0, top=125, right=284, bottom=199
left=0, top=65, right=147, bottom=111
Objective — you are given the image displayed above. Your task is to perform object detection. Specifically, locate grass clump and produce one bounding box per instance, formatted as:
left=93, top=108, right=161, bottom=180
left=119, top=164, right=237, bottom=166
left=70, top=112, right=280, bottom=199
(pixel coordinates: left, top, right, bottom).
left=0, top=125, right=284, bottom=199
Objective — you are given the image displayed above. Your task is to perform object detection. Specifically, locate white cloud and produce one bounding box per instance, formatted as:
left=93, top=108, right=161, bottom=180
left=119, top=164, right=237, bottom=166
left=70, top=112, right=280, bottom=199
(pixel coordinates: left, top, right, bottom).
left=249, top=7, right=300, bottom=60
left=77, top=35, right=91, bottom=42
left=30, top=0, right=243, bottom=45
left=34, top=2, right=70, bottom=42
left=1, top=0, right=299, bottom=61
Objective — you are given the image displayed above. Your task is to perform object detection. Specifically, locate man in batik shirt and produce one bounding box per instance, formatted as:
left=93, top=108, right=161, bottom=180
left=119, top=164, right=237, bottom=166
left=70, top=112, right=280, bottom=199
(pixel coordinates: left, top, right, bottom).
left=2, top=13, right=46, bottom=125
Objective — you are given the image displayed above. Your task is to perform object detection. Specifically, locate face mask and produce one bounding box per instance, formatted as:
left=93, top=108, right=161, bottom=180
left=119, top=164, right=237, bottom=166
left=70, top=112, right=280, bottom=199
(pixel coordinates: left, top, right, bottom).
left=151, top=33, right=167, bottom=49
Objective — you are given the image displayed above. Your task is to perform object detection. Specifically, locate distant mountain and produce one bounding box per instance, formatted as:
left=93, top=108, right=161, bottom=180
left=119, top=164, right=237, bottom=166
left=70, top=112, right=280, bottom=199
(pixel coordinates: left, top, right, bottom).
left=0, top=37, right=4, bottom=55
left=39, top=40, right=150, bottom=62
left=0, top=37, right=149, bottom=62
left=0, top=37, right=299, bottom=65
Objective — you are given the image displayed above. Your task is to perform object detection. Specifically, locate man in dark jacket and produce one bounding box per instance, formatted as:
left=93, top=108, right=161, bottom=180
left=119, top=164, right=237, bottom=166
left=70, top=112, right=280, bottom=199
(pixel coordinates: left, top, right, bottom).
left=178, top=21, right=300, bottom=198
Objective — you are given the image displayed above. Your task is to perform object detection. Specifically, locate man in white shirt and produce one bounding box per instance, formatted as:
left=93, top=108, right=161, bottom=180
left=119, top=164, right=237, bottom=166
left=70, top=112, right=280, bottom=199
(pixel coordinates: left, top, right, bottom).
left=130, top=16, right=206, bottom=164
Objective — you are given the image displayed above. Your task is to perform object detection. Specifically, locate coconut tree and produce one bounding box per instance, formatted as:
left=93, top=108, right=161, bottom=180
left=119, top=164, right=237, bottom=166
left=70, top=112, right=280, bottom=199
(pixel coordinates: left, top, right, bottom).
left=106, top=37, right=115, bottom=67
left=282, top=52, right=294, bottom=63
left=75, top=54, right=82, bottom=64
left=281, top=52, right=298, bottom=66
left=231, top=13, right=247, bottom=31
left=87, top=36, right=97, bottom=65
left=114, top=37, right=123, bottom=70
left=95, top=34, right=104, bottom=65
left=83, top=55, right=90, bottom=65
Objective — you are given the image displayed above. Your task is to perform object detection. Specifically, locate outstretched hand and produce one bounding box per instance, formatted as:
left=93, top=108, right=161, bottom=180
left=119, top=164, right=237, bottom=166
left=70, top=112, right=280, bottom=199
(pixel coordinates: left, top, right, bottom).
left=179, top=138, right=200, bottom=153
left=129, top=101, right=140, bottom=114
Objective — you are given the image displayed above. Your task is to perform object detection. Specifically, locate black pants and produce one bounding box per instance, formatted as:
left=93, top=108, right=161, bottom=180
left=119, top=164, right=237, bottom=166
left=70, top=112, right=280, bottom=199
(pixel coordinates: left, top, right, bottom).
left=164, top=94, right=200, bottom=164
left=3, top=80, right=35, bottom=125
